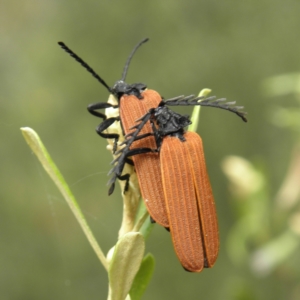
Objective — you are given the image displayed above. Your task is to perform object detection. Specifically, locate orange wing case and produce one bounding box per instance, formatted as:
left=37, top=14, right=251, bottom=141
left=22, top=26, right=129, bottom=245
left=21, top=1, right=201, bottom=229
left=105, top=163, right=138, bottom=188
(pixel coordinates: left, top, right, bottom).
left=120, top=89, right=169, bottom=227
left=160, top=132, right=219, bottom=272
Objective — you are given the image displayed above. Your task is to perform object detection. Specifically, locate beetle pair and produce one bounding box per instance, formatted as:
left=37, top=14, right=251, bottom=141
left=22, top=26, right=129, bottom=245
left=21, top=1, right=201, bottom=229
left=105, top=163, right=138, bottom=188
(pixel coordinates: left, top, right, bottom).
left=58, top=39, right=247, bottom=272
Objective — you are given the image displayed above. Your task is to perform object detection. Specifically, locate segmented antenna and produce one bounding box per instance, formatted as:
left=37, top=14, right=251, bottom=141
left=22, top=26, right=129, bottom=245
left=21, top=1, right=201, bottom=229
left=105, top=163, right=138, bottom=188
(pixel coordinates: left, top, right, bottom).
left=164, top=96, right=248, bottom=122
left=121, top=38, right=149, bottom=81
left=58, top=42, right=112, bottom=93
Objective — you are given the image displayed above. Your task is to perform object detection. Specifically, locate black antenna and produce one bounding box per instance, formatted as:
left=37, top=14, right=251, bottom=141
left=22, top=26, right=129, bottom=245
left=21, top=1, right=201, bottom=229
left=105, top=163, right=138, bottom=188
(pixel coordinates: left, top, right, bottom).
left=121, top=38, right=149, bottom=81
left=58, top=42, right=112, bottom=93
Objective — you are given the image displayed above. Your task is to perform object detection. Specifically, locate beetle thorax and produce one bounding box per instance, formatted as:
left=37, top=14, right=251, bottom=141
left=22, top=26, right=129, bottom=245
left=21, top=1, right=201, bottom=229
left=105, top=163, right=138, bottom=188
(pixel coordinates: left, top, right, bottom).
left=155, top=106, right=191, bottom=137
left=111, top=80, right=147, bottom=99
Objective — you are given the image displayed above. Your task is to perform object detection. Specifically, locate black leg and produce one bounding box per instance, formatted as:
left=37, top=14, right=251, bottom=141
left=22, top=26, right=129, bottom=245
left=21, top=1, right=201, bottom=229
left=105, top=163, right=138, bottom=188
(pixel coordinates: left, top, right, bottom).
left=88, top=102, right=122, bottom=152
left=87, top=102, right=118, bottom=119
left=125, top=158, right=134, bottom=166
left=95, top=117, right=121, bottom=152
left=108, top=172, right=130, bottom=195
left=108, top=147, right=157, bottom=194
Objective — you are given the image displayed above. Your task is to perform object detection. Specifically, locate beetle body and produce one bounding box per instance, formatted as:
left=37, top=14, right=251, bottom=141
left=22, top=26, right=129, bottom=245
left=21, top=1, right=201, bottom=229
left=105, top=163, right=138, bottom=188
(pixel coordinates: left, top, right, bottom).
left=119, top=90, right=168, bottom=226
left=110, top=100, right=246, bottom=272
left=59, top=39, right=224, bottom=227
left=160, top=132, right=218, bottom=271
left=59, top=39, right=247, bottom=267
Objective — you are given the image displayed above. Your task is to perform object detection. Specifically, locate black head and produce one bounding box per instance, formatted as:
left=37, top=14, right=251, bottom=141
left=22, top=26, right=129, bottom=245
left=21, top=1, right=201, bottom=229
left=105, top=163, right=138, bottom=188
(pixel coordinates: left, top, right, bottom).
left=154, top=106, right=191, bottom=136
left=58, top=38, right=149, bottom=100
left=111, top=81, right=147, bottom=99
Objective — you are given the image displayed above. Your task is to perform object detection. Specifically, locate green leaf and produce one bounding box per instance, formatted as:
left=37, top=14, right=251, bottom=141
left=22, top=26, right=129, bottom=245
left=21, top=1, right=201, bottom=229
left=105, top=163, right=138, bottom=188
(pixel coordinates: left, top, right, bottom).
left=129, top=253, right=155, bottom=300
left=108, top=232, right=145, bottom=300
left=21, top=127, right=108, bottom=270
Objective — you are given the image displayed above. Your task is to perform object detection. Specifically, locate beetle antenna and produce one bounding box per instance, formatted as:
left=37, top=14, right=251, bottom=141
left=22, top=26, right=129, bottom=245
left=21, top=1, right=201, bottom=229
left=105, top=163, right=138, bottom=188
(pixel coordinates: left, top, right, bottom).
left=121, top=38, right=149, bottom=81
left=58, top=42, right=112, bottom=93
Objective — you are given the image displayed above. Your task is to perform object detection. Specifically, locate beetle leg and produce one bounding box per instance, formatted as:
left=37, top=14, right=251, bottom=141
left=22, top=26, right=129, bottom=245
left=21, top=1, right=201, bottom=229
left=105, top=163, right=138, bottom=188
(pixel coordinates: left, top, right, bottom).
left=87, top=102, right=118, bottom=119
left=94, top=116, right=121, bottom=152
left=108, top=173, right=131, bottom=195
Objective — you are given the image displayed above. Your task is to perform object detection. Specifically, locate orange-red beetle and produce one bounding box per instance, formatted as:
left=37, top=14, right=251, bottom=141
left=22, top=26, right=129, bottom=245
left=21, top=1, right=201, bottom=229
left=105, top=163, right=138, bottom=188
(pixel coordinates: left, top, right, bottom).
left=161, top=132, right=219, bottom=271
left=58, top=39, right=247, bottom=271
left=117, top=90, right=168, bottom=226
left=59, top=39, right=243, bottom=228
left=110, top=101, right=247, bottom=272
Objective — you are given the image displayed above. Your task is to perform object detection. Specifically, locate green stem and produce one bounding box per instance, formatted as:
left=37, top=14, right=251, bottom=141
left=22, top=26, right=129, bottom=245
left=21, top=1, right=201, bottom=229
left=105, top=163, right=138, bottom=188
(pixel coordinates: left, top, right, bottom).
left=133, top=207, right=149, bottom=233
left=189, top=88, right=212, bottom=132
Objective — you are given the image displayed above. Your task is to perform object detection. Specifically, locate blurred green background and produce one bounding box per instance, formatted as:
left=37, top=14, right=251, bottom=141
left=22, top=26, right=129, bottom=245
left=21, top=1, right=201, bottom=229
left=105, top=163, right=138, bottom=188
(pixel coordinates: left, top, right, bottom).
left=2, top=0, right=300, bottom=299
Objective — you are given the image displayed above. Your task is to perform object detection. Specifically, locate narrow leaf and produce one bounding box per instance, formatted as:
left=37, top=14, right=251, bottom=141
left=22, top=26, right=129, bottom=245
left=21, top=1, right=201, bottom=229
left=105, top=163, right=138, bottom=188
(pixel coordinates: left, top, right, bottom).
left=129, top=253, right=155, bottom=300
left=21, top=127, right=108, bottom=270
